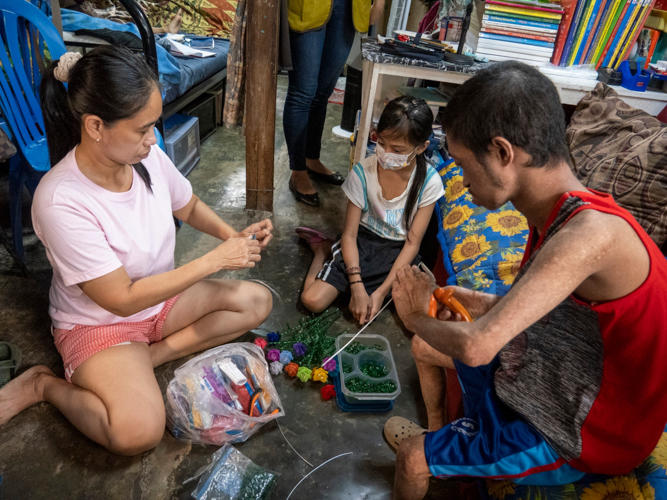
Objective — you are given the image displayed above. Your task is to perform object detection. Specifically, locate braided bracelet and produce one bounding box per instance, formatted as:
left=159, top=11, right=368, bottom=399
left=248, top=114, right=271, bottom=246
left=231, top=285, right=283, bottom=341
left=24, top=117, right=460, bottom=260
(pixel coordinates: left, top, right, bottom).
left=345, top=266, right=361, bottom=275
left=349, top=280, right=364, bottom=286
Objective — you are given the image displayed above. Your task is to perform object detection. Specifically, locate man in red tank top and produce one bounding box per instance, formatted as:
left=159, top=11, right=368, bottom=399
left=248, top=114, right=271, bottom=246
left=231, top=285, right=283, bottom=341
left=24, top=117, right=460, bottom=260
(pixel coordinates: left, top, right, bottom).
left=386, top=61, right=667, bottom=500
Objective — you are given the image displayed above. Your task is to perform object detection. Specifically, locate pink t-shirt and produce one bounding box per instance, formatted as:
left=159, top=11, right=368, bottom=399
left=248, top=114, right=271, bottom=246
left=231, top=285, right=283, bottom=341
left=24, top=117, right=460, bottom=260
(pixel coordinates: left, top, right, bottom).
left=32, top=146, right=193, bottom=330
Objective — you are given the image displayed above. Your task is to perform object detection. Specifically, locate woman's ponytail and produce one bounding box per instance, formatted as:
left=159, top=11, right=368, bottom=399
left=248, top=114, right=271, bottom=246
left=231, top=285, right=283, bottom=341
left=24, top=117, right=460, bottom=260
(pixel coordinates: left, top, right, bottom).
left=39, top=46, right=159, bottom=192
left=40, top=60, right=81, bottom=166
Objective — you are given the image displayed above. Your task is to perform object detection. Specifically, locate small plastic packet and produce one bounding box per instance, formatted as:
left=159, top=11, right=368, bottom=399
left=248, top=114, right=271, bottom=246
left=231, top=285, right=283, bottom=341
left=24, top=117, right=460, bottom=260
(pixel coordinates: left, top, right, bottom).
left=190, top=444, right=279, bottom=500
left=166, top=343, right=284, bottom=445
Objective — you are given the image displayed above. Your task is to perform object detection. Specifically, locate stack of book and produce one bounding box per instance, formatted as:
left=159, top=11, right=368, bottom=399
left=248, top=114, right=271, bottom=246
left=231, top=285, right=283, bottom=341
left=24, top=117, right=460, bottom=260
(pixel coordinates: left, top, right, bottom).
left=553, top=0, right=658, bottom=68
left=475, top=0, right=565, bottom=65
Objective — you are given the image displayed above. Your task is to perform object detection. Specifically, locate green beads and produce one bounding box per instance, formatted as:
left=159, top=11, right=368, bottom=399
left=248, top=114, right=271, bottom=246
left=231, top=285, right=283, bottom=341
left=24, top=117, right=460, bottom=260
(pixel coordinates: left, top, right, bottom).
left=342, top=363, right=354, bottom=374
left=345, top=377, right=397, bottom=394
left=344, top=342, right=384, bottom=355
left=268, top=309, right=346, bottom=369
left=359, top=361, right=388, bottom=378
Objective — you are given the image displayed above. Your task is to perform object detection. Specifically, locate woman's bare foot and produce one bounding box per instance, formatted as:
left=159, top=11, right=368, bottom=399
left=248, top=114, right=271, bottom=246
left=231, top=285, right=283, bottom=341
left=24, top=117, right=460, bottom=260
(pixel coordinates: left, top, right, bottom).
left=290, top=170, right=317, bottom=195
left=0, top=365, right=55, bottom=426
left=306, top=158, right=334, bottom=176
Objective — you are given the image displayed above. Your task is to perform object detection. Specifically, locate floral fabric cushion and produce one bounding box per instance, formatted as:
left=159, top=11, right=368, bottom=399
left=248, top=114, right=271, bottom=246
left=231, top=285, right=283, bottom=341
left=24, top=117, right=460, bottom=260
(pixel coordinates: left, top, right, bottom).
left=434, top=150, right=529, bottom=295
left=486, top=430, right=667, bottom=500
left=567, top=82, right=667, bottom=247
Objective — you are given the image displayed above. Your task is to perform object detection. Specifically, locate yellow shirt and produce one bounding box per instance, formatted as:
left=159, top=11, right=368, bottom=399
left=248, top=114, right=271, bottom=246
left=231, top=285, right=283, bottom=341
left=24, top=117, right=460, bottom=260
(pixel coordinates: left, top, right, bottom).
left=287, top=0, right=372, bottom=33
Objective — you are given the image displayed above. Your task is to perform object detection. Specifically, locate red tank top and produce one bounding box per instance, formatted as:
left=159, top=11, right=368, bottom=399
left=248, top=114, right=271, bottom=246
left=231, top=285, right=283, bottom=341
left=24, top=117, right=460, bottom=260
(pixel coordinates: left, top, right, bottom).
left=496, top=190, right=667, bottom=474
left=565, top=191, right=667, bottom=473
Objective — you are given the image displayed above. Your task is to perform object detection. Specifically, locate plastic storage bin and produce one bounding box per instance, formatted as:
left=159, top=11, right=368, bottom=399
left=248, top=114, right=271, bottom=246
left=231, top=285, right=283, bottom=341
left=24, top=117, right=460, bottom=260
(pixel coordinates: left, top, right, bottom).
left=164, top=114, right=201, bottom=176
left=336, top=334, right=401, bottom=404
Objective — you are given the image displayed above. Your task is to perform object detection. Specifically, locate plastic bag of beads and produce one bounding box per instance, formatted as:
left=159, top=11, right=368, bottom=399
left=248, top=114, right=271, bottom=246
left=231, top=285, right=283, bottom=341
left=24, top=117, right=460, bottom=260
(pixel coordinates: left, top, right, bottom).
left=248, top=280, right=286, bottom=337
left=190, top=444, right=279, bottom=500
left=166, top=343, right=284, bottom=446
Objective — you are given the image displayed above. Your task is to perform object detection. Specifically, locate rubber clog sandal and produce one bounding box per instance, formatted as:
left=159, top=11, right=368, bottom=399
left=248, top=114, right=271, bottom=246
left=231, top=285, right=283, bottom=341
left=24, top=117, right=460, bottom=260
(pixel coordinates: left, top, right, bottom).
left=384, top=416, right=427, bottom=450
left=295, top=227, right=335, bottom=246
left=0, top=342, right=21, bottom=389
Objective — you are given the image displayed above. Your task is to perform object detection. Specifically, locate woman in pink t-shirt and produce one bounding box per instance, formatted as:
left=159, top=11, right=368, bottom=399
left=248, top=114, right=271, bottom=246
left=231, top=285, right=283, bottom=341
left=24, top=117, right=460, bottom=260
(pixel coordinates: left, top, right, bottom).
left=0, top=47, right=274, bottom=455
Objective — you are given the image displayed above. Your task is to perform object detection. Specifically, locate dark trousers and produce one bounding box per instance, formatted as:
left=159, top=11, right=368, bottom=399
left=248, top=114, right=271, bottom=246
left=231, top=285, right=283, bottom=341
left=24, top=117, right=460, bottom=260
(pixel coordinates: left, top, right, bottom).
left=283, top=0, right=356, bottom=171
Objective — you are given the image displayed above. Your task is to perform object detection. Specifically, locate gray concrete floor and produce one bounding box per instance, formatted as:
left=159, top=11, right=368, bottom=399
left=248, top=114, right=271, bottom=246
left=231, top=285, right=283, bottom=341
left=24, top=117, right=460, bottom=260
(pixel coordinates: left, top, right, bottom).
left=0, top=76, right=456, bottom=499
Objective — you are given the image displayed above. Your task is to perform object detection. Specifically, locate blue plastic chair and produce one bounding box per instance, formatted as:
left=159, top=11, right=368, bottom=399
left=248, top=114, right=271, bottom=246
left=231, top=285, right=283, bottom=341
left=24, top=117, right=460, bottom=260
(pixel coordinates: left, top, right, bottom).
left=0, top=0, right=66, bottom=260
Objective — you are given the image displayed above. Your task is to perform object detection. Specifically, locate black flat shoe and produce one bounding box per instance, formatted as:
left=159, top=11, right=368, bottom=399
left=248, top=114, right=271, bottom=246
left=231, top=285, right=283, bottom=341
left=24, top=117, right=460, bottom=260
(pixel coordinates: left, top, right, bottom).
left=307, top=168, right=345, bottom=186
left=289, top=178, right=320, bottom=207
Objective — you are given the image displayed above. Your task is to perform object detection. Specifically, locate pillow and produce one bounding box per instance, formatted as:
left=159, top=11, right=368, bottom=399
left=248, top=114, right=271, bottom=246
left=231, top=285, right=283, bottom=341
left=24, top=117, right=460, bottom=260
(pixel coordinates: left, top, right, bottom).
left=433, top=150, right=529, bottom=296
left=567, top=82, right=667, bottom=247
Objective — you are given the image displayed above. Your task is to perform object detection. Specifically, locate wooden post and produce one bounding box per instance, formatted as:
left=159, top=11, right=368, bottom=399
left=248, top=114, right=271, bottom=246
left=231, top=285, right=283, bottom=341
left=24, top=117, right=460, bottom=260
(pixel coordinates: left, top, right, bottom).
left=245, top=0, right=280, bottom=211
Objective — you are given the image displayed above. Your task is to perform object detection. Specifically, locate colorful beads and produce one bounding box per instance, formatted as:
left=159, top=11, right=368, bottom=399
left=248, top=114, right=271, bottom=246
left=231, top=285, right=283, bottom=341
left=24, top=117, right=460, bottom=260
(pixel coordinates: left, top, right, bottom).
left=279, top=350, right=294, bottom=365
left=253, top=338, right=268, bottom=349
left=293, top=343, right=307, bottom=357
left=312, top=367, right=328, bottom=383
left=296, top=367, right=312, bottom=383
left=270, top=361, right=283, bottom=375
left=322, top=357, right=336, bottom=372
left=321, top=385, right=336, bottom=400
left=285, top=362, right=299, bottom=377
left=267, top=332, right=280, bottom=343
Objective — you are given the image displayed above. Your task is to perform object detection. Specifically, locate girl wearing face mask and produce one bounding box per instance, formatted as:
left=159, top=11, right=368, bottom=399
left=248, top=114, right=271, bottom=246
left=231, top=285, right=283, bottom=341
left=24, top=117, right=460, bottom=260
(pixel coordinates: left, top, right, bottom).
left=297, top=96, right=444, bottom=324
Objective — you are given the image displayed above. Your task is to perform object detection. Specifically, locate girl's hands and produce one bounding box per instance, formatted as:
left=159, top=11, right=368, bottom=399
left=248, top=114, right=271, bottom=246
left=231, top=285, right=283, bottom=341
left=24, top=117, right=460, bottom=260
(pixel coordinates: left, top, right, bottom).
left=349, top=285, right=372, bottom=325
left=369, top=289, right=386, bottom=322
left=207, top=237, right=261, bottom=271
left=239, top=219, right=273, bottom=249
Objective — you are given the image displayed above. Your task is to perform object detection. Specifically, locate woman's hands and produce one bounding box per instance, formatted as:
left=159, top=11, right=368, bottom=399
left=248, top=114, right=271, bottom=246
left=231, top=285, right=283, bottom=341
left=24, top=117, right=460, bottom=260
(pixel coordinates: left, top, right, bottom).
left=239, top=219, right=273, bottom=249
left=207, top=237, right=262, bottom=271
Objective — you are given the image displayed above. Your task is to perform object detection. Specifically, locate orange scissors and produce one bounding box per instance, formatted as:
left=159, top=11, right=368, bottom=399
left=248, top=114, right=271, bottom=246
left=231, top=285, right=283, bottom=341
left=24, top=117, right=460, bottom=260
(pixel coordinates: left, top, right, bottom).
left=428, top=287, right=472, bottom=322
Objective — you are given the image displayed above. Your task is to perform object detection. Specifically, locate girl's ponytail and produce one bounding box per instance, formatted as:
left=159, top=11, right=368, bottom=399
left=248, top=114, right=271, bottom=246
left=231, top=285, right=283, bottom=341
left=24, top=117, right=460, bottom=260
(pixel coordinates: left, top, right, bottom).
left=40, top=60, right=81, bottom=166
left=376, top=96, right=434, bottom=237
left=403, top=152, right=428, bottom=237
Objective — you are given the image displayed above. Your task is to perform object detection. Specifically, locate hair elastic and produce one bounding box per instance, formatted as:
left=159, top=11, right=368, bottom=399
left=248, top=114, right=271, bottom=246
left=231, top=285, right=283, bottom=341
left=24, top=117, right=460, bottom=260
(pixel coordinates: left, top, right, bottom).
left=53, top=52, right=83, bottom=83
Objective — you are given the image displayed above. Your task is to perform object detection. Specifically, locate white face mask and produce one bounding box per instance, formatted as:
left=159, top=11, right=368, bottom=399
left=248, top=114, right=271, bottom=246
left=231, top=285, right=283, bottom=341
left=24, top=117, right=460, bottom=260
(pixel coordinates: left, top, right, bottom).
left=376, top=144, right=418, bottom=170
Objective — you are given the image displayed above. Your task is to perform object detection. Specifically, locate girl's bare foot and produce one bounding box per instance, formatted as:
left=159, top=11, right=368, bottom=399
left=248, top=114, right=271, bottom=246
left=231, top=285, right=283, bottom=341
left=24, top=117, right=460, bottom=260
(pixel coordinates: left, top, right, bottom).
left=0, top=365, right=55, bottom=426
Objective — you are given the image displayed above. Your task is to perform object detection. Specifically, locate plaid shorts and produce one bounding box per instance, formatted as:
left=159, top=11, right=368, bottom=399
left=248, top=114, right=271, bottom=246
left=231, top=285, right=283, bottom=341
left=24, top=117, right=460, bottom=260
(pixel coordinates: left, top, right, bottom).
left=53, top=295, right=180, bottom=382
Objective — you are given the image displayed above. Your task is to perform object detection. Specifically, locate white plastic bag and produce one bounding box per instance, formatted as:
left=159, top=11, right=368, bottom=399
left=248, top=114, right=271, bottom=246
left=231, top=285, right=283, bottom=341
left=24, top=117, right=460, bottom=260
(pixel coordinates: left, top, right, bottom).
left=166, top=343, right=284, bottom=445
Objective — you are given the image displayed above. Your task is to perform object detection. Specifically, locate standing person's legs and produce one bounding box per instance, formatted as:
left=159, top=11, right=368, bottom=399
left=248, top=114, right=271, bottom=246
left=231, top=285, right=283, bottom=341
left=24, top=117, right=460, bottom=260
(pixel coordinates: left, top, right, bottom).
left=304, top=0, right=356, bottom=173
left=283, top=25, right=326, bottom=197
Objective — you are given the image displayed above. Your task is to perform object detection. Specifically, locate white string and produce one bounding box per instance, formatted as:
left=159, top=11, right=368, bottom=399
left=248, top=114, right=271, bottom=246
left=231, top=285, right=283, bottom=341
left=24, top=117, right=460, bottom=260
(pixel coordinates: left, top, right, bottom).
left=278, top=420, right=314, bottom=468
left=285, top=452, right=353, bottom=500
left=326, top=298, right=393, bottom=363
